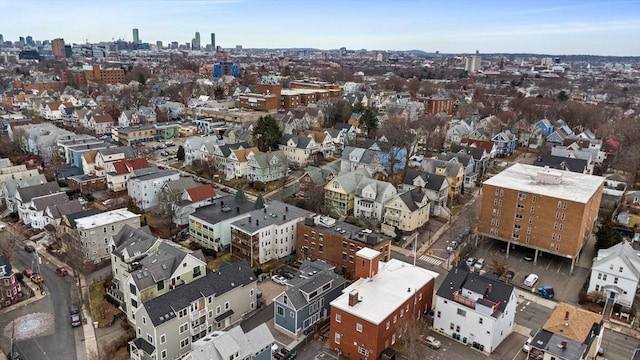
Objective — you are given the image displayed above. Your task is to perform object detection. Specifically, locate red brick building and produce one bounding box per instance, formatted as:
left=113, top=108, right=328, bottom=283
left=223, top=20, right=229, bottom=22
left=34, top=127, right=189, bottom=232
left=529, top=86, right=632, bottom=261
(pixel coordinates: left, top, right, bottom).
left=296, top=216, right=391, bottom=280
left=330, top=249, right=438, bottom=360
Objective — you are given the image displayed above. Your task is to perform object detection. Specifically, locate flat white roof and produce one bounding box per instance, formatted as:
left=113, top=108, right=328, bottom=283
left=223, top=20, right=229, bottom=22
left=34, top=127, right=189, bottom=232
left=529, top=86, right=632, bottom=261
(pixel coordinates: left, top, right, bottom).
left=356, top=248, right=380, bottom=260
left=75, top=208, right=140, bottom=229
left=281, top=89, right=327, bottom=95
left=330, top=259, right=438, bottom=325
left=483, top=163, right=604, bottom=203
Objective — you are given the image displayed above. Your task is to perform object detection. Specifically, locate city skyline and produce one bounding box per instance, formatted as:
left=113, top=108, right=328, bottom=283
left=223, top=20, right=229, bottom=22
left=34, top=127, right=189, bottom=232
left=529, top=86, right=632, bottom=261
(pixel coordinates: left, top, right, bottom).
left=0, top=0, right=639, bottom=56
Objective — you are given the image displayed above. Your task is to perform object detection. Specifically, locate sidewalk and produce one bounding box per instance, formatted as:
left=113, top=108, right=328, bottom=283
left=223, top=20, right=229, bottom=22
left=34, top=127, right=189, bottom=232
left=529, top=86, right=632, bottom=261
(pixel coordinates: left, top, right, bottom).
left=37, top=248, right=99, bottom=360
left=0, top=284, right=46, bottom=315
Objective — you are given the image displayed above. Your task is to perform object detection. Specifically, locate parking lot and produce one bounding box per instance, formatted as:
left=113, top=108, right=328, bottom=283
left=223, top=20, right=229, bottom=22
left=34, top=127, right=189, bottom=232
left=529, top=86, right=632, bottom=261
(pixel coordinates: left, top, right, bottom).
left=470, top=236, right=594, bottom=303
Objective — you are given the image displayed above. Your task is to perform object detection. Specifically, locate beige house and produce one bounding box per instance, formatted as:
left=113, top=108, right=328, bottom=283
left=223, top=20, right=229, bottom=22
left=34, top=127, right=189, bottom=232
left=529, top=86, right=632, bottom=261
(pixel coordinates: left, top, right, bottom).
left=382, top=187, right=430, bottom=236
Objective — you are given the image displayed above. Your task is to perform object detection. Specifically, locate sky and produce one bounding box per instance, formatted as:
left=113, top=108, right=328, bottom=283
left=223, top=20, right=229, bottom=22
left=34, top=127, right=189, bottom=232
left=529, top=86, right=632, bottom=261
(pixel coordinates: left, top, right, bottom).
left=1, top=0, right=639, bottom=56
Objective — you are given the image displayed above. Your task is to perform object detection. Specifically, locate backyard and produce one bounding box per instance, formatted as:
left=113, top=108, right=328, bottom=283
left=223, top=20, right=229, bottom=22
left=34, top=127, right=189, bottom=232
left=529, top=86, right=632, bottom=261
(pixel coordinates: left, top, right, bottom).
left=89, top=279, right=122, bottom=327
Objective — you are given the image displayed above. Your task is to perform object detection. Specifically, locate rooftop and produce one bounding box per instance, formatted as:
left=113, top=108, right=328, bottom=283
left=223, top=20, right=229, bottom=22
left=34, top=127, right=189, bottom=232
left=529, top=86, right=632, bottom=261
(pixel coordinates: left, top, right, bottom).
left=75, top=208, right=140, bottom=230
left=330, top=257, right=438, bottom=325
left=542, top=302, right=603, bottom=343
left=483, top=163, right=604, bottom=203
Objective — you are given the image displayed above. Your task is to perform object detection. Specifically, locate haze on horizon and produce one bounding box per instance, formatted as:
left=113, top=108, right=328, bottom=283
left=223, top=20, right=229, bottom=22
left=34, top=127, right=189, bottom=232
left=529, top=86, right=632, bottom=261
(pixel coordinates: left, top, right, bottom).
left=0, top=0, right=638, bottom=56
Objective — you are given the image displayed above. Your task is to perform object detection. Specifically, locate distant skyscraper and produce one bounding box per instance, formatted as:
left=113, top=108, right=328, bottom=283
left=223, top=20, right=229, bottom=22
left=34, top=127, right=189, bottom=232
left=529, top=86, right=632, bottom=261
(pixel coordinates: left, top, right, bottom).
left=26, top=36, right=34, bottom=46
left=194, top=31, right=201, bottom=50
left=171, top=41, right=178, bottom=49
left=0, top=34, right=3, bottom=44
left=19, top=36, right=25, bottom=45
left=52, top=38, right=66, bottom=60
left=156, top=41, right=163, bottom=49
left=133, top=28, right=139, bottom=44
left=211, top=33, right=215, bottom=52
left=465, top=50, right=481, bottom=73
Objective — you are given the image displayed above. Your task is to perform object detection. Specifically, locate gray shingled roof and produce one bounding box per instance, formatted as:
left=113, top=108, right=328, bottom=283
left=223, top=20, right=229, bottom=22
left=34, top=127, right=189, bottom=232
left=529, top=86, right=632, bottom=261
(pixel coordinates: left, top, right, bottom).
left=143, top=260, right=255, bottom=326
left=280, top=134, right=313, bottom=149
left=396, top=188, right=427, bottom=212
left=32, top=192, right=69, bottom=211
left=436, top=266, right=514, bottom=318
left=191, top=194, right=256, bottom=224
left=331, top=168, right=371, bottom=194
left=131, top=241, right=205, bottom=290
left=533, top=155, right=588, bottom=173
left=355, top=178, right=396, bottom=203
left=46, top=199, right=83, bottom=219
left=249, top=151, right=286, bottom=169
left=64, top=208, right=103, bottom=229
left=450, top=144, right=486, bottom=161
left=421, top=158, right=462, bottom=178
left=282, top=270, right=345, bottom=310
left=3, top=175, right=47, bottom=197
left=229, top=200, right=307, bottom=234
left=112, top=225, right=158, bottom=258
left=17, top=182, right=61, bottom=203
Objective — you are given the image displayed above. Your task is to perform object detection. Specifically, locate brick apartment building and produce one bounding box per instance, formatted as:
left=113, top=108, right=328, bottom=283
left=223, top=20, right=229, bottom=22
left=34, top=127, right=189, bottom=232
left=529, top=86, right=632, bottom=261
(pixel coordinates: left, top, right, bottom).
left=63, top=64, right=125, bottom=87
left=478, top=163, right=604, bottom=273
left=421, top=96, right=454, bottom=116
left=296, top=215, right=391, bottom=280
left=330, top=248, right=438, bottom=360
left=238, top=83, right=280, bottom=111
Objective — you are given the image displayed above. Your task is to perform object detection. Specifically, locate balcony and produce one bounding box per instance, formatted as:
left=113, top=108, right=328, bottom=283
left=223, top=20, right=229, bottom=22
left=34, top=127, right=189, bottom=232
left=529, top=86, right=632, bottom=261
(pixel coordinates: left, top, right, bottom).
left=190, top=323, right=207, bottom=336
left=384, top=212, right=401, bottom=222
left=452, top=291, right=476, bottom=309
left=190, top=307, right=207, bottom=321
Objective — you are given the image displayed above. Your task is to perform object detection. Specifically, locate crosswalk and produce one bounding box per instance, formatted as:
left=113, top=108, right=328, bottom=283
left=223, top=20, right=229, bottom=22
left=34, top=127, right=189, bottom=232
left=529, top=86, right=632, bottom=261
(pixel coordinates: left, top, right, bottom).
left=419, top=255, right=444, bottom=266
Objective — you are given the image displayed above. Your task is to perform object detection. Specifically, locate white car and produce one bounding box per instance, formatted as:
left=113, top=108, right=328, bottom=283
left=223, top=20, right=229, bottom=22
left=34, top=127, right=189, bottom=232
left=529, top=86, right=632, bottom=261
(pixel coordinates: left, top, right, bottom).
left=271, top=275, right=288, bottom=285
left=474, top=258, right=486, bottom=271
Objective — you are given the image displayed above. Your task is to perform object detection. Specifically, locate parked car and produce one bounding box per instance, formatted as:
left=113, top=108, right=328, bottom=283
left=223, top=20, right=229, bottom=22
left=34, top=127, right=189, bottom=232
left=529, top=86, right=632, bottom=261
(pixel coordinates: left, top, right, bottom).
left=504, top=270, right=515, bottom=282
left=419, top=335, right=442, bottom=349
left=23, top=268, right=35, bottom=278
left=537, top=286, right=555, bottom=299
left=522, top=338, right=531, bottom=352
left=524, top=274, right=539, bottom=287
left=465, top=257, right=476, bottom=267
left=271, top=275, right=288, bottom=285
left=221, top=187, right=232, bottom=193
left=278, top=269, right=295, bottom=280
left=446, top=241, right=458, bottom=252
left=55, top=266, right=68, bottom=276
left=69, top=304, right=80, bottom=315
left=6, top=351, right=22, bottom=360
left=474, top=258, right=486, bottom=271
left=524, top=253, right=535, bottom=261
left=24, top=244, right=35, bottom=253
left=70, top=314, right=82, bottom=327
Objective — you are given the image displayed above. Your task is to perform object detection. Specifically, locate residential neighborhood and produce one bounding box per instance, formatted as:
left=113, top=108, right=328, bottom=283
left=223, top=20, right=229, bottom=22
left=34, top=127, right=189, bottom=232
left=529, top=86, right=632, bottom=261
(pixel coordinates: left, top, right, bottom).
left=1, top=15, right=640, bottom=360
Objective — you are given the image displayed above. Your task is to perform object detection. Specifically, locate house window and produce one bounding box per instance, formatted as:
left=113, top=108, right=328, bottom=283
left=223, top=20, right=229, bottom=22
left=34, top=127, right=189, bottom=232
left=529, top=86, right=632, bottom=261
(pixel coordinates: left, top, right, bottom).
left=603, top=274, right=607, bottom=281
left=619, top=267, right=623, bottom=272
left=161, top=349, right=167, bottom=359
left=277, top=306, right=284, bottom=316
left=160, top=334, right=166, bottom=344
left=479, top=318, right=483, bottom=324
left=598, top=273, right=602, bottom=280
left=335, top=314, right=341, bottom=323
left=457, top=309, right=466, bottom=317
left=437, top=311, right=441, bottom=318
left=614, top=277, right=618, bottom=284
left=356, top=323, right=363, bottom=332
left=386, top=321, right=390, bottom=329
left=595, top=285, right=600, bottom=291
left=334, top=332, right=340, bottom=344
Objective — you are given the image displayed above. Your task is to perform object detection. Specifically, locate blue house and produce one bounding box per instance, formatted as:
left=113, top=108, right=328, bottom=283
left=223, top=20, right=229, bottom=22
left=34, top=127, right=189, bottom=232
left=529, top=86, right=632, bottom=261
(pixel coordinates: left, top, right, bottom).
left=273, top=261, right=346, bottom=338
left=491, top=129, right=518, bottom=157
left=535, top=119, right=555, bottom=136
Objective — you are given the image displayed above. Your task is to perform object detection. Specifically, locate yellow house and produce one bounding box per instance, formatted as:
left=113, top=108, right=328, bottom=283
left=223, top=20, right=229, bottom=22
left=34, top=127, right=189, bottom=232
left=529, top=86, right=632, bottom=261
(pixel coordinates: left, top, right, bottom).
left=382, top=187, right=430, bottom=236
left=324, top=168, right=371, bottom=217
left=178, top=124, right=197, bottom=137
left=422, top=158, right=464, bottom=199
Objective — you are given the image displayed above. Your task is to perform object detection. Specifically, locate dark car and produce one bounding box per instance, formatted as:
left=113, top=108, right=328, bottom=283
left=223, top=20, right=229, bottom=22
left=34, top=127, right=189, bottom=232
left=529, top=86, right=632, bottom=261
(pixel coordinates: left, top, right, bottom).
left=55, top=266, right=68, bottom=276
left=537, top=286, right=555, bottom=299
left=505, top=270, right=515, bottom=282
left=221, top=187, right=232, bottom=193
left=69, top=304, right=80, bottom=315
left=278, top=269, right=295, bottom=280
left=24, top=244, right=35, bottom=253
left=70, top=314, right=82, bottom=327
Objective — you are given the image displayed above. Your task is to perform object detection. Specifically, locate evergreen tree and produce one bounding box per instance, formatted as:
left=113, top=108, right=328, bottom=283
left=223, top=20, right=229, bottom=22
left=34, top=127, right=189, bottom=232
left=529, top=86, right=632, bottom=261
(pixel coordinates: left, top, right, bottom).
left=361, top=109, right=379, bottom=137
left=176, top=145, right=185, bottom=162
left=595, top=216, right=622, bottom=251
left=252, top=115, right=283, bottom=152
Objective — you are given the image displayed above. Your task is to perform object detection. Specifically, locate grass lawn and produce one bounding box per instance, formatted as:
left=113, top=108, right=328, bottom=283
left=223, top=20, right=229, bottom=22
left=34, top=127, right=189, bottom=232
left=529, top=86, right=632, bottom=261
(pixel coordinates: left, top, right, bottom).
left=89, top=280, right=120, bottom=326
left=206, top=252, right=237, bottom=271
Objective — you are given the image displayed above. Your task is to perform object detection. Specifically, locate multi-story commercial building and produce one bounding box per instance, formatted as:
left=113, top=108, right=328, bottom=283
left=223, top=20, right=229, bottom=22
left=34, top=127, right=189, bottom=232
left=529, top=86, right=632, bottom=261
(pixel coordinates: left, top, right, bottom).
left=479, top=164, right=604, bottom=273
left=70, top=208, right=141, bottom=263
left=230, top=200, right=307, bottom=267
left=433, top=266, right=517, bottom=353
left=330, top=249, right=438, bottom=360
left=133, top=28, right=139, bottom=44
left=63, top=64, right=125, bottom=88
left=296, top=215, right=392, bottom=280
left=52, top=38, right=65, bottom=60
left=528, top=303, right=604, bottom=360
left=129, top=261, right=258, bottom=360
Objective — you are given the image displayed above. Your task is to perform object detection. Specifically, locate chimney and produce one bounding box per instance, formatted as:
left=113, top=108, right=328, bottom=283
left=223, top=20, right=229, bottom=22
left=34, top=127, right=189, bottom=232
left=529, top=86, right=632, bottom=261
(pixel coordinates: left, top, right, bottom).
left=564, top=311, right=569, bottom=321
left=285, top=206, right=288, bottom=212
left=561, top=341, right=567, bottom=349
left=348, top=290, right=359, bottom=307
left=221, top=201, right=224, bottom=207
left=283, top=214, right=286, bottom=221
left=485, top=283, right=493, bottom=296
left=256, top=219, right=259, bottom=226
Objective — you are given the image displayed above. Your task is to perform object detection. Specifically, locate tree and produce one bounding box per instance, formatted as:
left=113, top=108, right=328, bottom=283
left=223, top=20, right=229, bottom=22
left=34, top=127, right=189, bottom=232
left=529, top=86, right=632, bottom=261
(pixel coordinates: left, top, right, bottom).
left=557, top=90, right=570, bottom=101
left=487, top=256, right=510, bottom=277
left=595, top=216, right=622, bottom=251
left=176, top=146, right=185, bottom=163
left=361, top=109, right=379, bottom=137
left=213, top=85, right=225, bottom=100
left=252, top=115, right=283, bottom=152
left=396, top=316, right=429, bottom=359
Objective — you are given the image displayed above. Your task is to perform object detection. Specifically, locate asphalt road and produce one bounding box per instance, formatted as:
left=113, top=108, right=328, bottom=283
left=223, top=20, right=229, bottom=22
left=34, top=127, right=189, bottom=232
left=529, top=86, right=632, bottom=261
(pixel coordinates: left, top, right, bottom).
left=8, top=249, right=79, bottom=360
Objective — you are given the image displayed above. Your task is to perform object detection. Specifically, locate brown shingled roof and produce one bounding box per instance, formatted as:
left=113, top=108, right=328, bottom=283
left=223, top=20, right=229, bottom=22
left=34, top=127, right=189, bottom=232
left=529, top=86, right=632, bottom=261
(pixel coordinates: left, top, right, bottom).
left=232, top=147, right=259, bottom=162
left=542, top=302, right=602, bottom=343
left=83, top=149, right=98, bottom=163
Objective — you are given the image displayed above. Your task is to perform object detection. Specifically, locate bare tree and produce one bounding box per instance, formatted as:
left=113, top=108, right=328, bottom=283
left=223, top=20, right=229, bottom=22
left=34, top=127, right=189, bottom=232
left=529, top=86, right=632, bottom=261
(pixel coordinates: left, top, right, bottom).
left=487, top=256, right=510, bottom=277
left=396, top=316, right=430, bottom=359
left=0, top=230, right=20, bottom=261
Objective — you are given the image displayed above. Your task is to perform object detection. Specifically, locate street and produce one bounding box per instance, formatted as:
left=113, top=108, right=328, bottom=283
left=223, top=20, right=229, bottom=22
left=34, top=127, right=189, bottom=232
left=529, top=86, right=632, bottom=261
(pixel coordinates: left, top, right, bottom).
left=0, top=248, right=79, bottom=360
